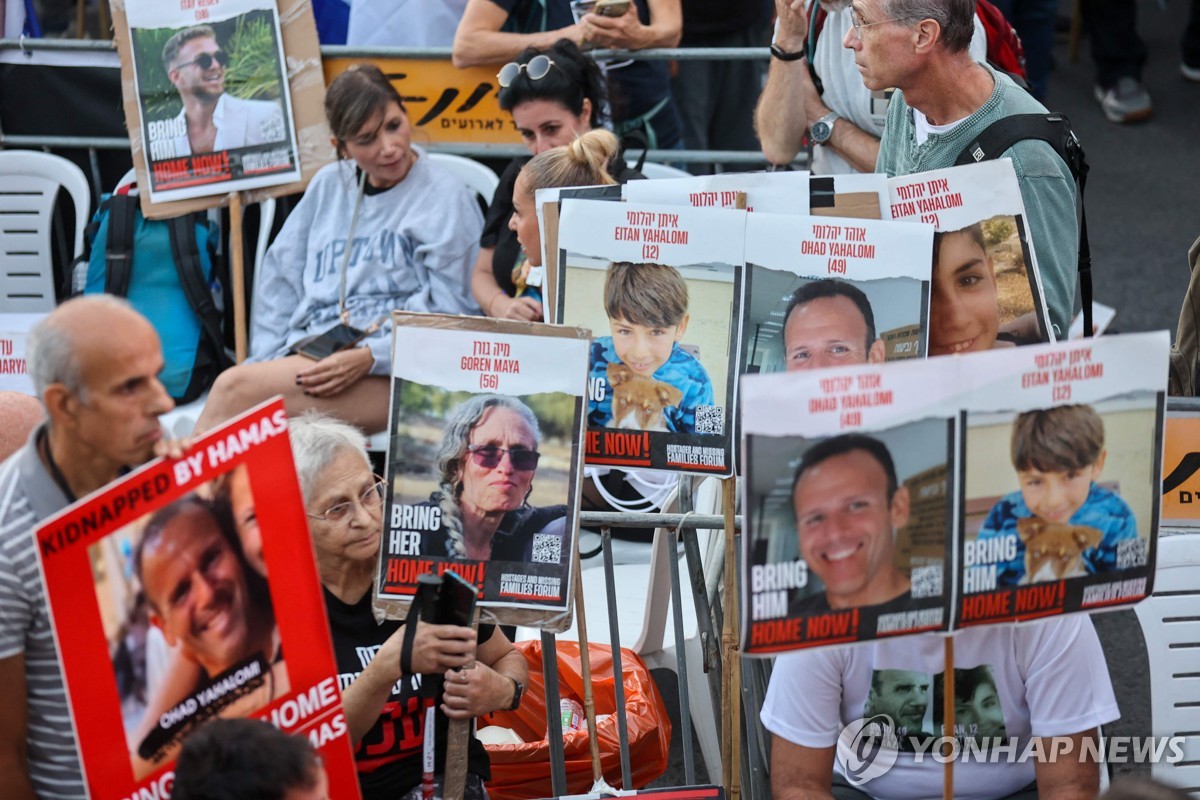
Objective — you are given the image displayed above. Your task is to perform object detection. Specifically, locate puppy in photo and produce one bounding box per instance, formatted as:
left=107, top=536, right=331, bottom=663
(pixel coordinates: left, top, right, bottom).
left=606, top=363, right=682, bottom=432
left=1016, top=516, right=1103, bottom=583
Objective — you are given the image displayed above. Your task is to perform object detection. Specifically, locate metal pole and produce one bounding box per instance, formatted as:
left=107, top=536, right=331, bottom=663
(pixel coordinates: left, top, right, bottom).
left=601, top=527, right=634, bottom=790
left=539, top=632, right=569, bottom=798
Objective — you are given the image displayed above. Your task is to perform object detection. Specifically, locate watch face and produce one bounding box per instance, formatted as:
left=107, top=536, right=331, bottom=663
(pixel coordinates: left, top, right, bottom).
left=812, top=121, right=832, bottom=143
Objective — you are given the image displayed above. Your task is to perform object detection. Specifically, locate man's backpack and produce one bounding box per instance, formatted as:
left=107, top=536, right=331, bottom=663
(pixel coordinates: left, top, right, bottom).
left=1168, top=234, right=1200, bottom=396
left=953, top=113, right=1094, bottom=337
left=807, top=0, right=1028, bottom=84
left=74, top=190, right=232, bottom=404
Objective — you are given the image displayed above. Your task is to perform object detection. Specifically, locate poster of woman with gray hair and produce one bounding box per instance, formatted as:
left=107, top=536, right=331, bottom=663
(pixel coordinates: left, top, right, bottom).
left=375, top=312, right=590, bottom=629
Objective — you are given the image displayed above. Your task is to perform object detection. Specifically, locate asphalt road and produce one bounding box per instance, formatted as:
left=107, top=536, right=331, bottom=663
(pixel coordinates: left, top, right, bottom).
left=1045, top=0, right=1200, bottom=335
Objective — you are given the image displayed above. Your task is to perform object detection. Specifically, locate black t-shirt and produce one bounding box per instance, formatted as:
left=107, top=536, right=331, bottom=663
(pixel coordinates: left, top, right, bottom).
left=489, top=0, right=671, bottom=122
left=681, top=0, right=767, bottom=38
left=325, top=588, right=495, bottom=800
left=480, top=154, right=643, bottom=295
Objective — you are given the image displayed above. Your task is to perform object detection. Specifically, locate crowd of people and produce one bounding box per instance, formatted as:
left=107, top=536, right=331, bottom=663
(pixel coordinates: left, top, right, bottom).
left=4, top=0, right=1195, bottom=798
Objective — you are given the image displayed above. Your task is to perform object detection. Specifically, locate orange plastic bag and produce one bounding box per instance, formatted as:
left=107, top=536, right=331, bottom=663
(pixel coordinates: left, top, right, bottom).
left=481, top=640, right=672, bottom=800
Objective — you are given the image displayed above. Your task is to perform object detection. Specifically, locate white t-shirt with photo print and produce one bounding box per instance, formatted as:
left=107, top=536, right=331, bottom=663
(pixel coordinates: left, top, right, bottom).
left=760, top=616, right=1119, bottom=800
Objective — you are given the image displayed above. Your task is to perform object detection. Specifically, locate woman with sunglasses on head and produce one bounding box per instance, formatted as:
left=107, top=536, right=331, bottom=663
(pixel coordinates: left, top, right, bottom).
left=454, top=0, right=683, bottom=146
left=473, top=40, right=643, bottom=322
left=196, top=65, right=483, bottom=435
left=420, top=394, right=566, bottom=562
left=289, top=412, right=526, bottom=800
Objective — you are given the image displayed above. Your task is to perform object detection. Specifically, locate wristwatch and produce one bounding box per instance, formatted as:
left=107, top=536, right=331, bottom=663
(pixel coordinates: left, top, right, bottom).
left=810, top=111, right=840, bottom=145
left=769, top=42, right=807, bottom=61
left=507, top=677, right=525, bottom=711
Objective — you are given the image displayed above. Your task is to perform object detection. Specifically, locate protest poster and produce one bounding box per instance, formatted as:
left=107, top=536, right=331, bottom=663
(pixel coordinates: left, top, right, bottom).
left=622, top=170, right=889, bottom=219
left=957, top=332, right=1166, bottom=626
left=740, top=331, right=1168, bottom=654
left=741, top=358, right=955, bottom=654
left=374, top=312, right=589, bottom=630
left=556, top=199, right=745, bottom=475
left=887, top=160, right=1053, bottom=356
left=0, top=313, right=40, bottom=394
left=36, top=399, right=359, bottom=798
left=1161, top=397, right=1200, bottom=528
left=119, top=0, right=302, bottom=204
left=741, top=213, right=933, bottom=374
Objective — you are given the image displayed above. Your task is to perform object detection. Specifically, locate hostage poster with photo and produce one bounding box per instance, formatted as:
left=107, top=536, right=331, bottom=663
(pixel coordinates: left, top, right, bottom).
left=957, top=332, right=1165, bottom=627
left=740, top=332, right=1168, bottom=655
left=887, top=159, right=1053, bottom=357
left=375, top=312, right=589, bottom=630
left=622, top=170, right=890, bottom=220
left=556, top=199, right=745, bottom=476
left=36, top=399, right=359, bottom=799
left=121, top=0, right=302, bottom=203
left=741, top=213, right=933, bottom=375
left=741, top=360, right=956, bottom=654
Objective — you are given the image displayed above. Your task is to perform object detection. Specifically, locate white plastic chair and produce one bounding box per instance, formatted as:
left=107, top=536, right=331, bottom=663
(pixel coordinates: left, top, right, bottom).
left=0, top=151, right=91, bottom=313
left=426, top=152, right=500, bottom=206
left=639, top=162, right=693, bottom=180
left=1134, top=530, right=1200, bottom=793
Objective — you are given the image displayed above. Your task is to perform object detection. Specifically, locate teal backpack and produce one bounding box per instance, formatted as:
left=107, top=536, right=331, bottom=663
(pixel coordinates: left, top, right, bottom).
left=75, top=191, right=232, bottom=404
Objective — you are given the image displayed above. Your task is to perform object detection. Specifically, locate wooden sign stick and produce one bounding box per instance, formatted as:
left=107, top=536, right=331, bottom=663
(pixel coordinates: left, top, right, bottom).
left=228, top=191, right=247, bottom=363
left=943, top=636, right=955, bottom=800
left=572, top=550, right=605, bottom=784
left=720, top=475, right=742, bottom=800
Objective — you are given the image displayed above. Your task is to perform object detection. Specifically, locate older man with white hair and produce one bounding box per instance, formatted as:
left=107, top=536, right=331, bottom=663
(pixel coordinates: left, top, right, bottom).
left=0, top=296, right=180, bottom=799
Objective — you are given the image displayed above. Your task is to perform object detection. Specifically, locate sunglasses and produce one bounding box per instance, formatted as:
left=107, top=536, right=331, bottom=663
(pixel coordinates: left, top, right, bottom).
left=497, top=55, right=558, bottom=88
left=467, top=445, right=541, bottom=472
left=176, top=50, right=229, bottom=71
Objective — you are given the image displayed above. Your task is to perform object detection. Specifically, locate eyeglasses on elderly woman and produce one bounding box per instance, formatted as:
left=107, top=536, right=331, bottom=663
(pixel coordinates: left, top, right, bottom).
left=306, top=477, right=387, bottom=524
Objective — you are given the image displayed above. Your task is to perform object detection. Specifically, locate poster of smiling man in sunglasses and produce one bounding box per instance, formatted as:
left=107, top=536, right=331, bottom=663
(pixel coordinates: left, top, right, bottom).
left=373, top=312, right=590, bottom=630
left=123, top=0, right=300, bottom=203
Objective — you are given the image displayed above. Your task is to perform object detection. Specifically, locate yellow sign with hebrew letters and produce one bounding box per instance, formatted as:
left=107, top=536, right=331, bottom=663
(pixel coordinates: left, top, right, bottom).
left=323, top=59, right=521, bottom=145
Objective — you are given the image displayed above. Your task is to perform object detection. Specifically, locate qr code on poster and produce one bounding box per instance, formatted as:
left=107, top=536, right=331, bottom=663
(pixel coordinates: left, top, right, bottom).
left=695, top=405, right=724, bottom=435
left=532, top=533, right=562, bottom=564
left=911, top=566, right=943, bottom=598
left=1116, top=537, right=1148, bottom=569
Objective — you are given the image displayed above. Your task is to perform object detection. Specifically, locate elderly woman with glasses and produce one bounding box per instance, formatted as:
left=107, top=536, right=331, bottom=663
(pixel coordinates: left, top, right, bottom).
left=420, top=394, right=567, bottom=562
left=289, top=412, right=528, bottom=800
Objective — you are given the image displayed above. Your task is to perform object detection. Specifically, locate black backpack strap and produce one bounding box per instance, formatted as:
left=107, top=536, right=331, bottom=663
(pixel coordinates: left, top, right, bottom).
left=955, top=113, right=1092, bottom=337
left=167, top=215, right=234, bottom=370
left=103, top=195, right=138, bottom=297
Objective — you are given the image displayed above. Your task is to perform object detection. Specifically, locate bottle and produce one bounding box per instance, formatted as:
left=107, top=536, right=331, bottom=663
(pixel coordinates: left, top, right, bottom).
left=559, top=698, right=585, bottom=733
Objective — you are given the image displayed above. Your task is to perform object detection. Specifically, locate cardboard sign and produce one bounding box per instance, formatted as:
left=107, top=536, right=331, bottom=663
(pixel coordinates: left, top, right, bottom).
left=742, top=213, right=933, bottom=374
left=1162, top=397, right=1200, bottom=527
left=112, top=0, right=332, bottom=218
left=37, top=399, right=359, bottom=797
left=740, top=332, right=1168, bottom=654
left=556, top=199, right=745, bottom=476
left=887, top=159, right=1054, bottom=356
left=374, top=312, right=589, bottom=631
left=622, top=170, right=889, bottom=220
left=0, top=313, right=40, bottom=394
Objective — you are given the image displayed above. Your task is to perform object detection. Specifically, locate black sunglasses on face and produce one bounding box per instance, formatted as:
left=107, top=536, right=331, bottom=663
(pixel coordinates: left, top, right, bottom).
left=177, top=50, right=229, bottom=71
left=467, top=445, right=541, bottom=472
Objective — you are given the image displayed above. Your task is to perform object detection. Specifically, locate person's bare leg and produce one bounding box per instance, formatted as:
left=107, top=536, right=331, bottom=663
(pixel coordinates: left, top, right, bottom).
left=195, top=356, right=391, bottom=434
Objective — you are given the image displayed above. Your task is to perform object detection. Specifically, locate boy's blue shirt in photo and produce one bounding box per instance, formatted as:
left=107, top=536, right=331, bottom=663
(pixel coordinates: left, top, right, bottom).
left=976, top=483, right=1138, bottom=585
left=587, top=337, right=715, bottom=433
